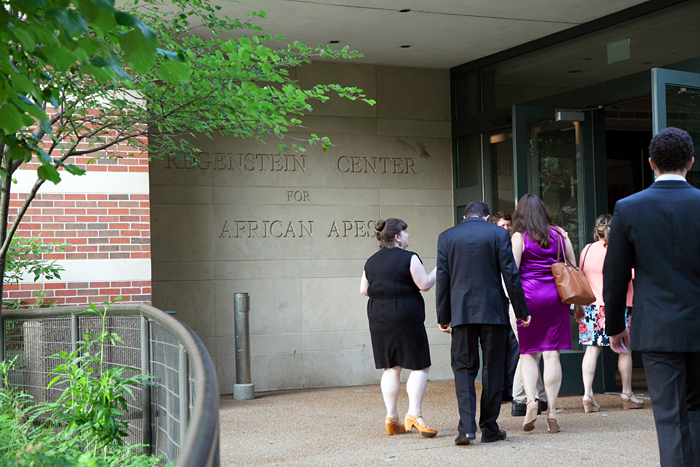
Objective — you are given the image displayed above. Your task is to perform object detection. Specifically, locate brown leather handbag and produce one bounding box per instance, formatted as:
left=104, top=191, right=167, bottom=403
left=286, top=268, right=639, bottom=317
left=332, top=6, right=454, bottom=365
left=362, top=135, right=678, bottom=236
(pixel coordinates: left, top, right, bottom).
left=550, top=229, right=596, bottom=306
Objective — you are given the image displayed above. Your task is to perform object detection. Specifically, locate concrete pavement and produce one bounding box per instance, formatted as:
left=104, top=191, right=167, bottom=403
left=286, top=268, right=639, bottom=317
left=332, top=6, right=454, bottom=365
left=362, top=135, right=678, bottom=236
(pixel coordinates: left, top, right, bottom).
left=219, top=380, right=659, bottom=466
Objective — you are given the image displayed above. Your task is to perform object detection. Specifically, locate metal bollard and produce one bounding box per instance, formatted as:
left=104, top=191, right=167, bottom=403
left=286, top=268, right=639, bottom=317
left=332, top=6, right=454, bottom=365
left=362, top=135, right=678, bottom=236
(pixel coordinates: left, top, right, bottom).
left=233, top=293, right=255, bottom=400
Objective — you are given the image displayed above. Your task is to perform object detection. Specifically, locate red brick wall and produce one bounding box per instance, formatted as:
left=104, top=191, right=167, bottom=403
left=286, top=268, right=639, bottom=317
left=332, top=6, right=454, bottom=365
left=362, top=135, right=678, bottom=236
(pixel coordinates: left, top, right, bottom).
left=9, top=193, right=150, bottom=261
left=3, top=138, right=152, bottom=308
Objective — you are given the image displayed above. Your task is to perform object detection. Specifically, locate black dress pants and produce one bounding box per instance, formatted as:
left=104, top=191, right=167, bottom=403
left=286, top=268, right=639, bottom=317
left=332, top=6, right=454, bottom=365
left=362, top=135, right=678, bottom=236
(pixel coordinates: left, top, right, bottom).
left=451, top=324, right=507, bottom=437
left=642, top=351, right=700, bottom=467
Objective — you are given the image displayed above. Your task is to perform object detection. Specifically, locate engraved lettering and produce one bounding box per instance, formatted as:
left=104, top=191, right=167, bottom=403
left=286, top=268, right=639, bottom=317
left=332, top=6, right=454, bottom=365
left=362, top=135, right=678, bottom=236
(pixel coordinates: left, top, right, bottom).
left=355, top=220, right=366, bottom=237
left=337, top=156, right=349, bottom=173
left=198, top=153, right=211, bottom=169
left=328, top=221, right=340, bottom=237
left=257, top=154, right=268, bottom=171
left=303, top=191, right=310, bottom=202
left=219, top=221, right=232, bottom=238
left=272, top=155, right=284, bottom=172
left=262, top=220, right=270, bottom=238
left=300, top=221, right=313, bottom=237
left=284, top=221, right=296, bottom=238
left=342, top=221, right=353, bottom=237
left=270, top=220, right=283, bottom=238
left=393, top=158, right=403, bottom=174
left=184, top=157, right=195, bottom=169
left=364, top=157, right=376, bottom=173
left=245, top=153, right=256, bottom=171
left=215, top=154, right=227, bottom=170
left=230, top=153, right=244, bottom=170
left=292, top=155, right=306, bottom=172
left=380, top=157, right=390, bottom=173
left=351, top=157, right=362, bottom=173
left=405, top=158, right=416, bottom=174
left=235, top=220, right=246, bottom=238
left=249, top=221, right=260, bottom=237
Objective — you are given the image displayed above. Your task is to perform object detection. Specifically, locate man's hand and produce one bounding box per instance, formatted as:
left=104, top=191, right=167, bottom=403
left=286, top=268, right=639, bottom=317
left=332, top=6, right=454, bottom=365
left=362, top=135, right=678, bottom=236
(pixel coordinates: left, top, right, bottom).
left=438, top=323, right=451, bottom=334
left=520, top=316, right=531, bottom=327
left=610, top=330, right=630, bottom=355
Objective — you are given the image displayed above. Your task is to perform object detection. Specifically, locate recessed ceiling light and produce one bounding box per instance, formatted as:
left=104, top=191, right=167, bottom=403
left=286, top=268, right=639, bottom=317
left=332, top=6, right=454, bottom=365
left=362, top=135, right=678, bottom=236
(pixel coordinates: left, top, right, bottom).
left=566, top=70, right=583, bottom=73
left=400, top=45, right=411, bottom=48
left=329, top=40, right=340, bottom=44
left=399, top=9, right=411, bottom=12
left=581, top=57, right=593, bottom=61
left=642, top=61, right=652, bottom=65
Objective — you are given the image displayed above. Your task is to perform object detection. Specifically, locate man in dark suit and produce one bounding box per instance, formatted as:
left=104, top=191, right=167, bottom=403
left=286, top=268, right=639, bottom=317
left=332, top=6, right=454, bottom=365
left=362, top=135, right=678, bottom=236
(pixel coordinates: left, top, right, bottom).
left=437, top=201, right=530, bottom=446
left=604, top=127, right=700, bottom=467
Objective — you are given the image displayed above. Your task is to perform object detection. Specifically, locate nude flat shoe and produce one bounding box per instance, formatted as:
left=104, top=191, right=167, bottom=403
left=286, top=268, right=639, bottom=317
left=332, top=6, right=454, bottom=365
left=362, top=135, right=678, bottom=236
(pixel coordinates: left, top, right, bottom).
left=546, top=410, right=560, bottom=433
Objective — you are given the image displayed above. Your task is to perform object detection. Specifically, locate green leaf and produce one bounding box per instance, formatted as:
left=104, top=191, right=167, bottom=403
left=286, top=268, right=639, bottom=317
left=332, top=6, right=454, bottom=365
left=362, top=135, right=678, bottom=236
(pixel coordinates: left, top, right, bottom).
left=118, top=29, right=156, bottom=73
left=114, top=11, right=156, bottom=41
left=0, top=104, right=24, bottom=134
left=159, top=60, right=191, bottom=84
left=38, top=164, right=61, bottom=184
left=9, top=0, right=49, bottom=14
left=46, top=8, right=89, bottom=36
left=41, top=45, right=77, bottom=71
left=10, top=27, right=37, bottom=52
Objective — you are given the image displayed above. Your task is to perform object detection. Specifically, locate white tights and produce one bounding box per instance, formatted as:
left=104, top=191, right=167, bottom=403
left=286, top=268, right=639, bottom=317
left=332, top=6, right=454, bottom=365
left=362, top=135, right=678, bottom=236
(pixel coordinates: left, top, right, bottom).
left=381, top=366, right=430, bottom=425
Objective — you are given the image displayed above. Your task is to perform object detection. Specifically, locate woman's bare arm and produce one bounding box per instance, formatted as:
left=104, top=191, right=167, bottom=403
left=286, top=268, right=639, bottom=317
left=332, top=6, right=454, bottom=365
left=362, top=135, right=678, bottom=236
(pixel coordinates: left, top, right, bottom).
left=360, top=270, right=369, bottom=296
left=511, top=232, right=524, bottom=269
left=410, top=255, right=436, bottom=291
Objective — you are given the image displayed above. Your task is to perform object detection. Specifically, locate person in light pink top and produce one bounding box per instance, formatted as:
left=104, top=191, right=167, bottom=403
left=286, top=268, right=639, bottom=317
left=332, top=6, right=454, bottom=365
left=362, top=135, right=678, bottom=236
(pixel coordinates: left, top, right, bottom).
left=577, top=214, right=644, bottom=413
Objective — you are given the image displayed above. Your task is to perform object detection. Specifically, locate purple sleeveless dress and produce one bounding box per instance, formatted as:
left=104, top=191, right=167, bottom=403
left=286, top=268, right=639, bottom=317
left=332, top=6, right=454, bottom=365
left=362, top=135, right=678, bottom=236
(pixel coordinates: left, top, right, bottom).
left=517, top=227, right=572, bottom=354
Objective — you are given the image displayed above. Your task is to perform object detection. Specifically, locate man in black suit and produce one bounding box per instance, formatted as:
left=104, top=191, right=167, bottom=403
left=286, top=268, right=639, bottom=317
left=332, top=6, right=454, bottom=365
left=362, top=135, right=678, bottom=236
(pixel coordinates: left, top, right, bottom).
left=437, top=201, right=530, bottom=446
left=604, top=127, right=700, bottom=467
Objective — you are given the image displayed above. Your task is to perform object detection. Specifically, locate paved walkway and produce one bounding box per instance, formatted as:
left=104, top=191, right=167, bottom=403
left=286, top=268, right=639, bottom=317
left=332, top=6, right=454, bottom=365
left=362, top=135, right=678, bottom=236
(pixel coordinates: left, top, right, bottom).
left=219, top=380, right=659, bottom=466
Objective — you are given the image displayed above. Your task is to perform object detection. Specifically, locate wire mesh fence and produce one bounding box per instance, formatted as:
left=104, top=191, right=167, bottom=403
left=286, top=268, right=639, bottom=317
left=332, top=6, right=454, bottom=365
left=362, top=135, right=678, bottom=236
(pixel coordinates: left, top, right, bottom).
left=1, top=305, right=219, bottom=467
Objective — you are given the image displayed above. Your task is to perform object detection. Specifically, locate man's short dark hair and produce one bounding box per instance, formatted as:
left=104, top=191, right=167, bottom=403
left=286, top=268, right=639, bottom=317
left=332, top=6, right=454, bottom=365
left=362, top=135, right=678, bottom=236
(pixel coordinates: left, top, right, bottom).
left=491, top=211, right=511, bottom=224
left=649, top=127, right=695, bottom=173
left=464, top=201, right=490, bottom=218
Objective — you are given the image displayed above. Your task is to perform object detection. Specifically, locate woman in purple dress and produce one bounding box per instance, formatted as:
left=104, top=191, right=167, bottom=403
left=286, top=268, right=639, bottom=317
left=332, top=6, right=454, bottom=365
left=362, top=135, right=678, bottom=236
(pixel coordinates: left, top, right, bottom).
left=511, top=194, right=576, bottom=434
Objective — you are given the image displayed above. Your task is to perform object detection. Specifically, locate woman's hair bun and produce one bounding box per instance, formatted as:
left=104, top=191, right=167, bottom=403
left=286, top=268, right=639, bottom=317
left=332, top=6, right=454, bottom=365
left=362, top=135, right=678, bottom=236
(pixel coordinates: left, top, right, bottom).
left=374, top=218, right=407, bottom=248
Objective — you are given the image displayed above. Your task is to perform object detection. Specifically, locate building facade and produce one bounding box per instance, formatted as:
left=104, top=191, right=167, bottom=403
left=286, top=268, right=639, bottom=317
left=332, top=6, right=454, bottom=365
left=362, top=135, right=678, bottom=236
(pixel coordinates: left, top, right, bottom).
left=7, top=0, right=700, bottom=394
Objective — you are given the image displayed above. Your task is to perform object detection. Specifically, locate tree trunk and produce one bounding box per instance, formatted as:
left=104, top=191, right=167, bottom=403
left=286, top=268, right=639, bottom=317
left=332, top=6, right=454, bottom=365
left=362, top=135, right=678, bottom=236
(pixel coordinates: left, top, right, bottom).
left=0, top=147, right=13, bottom=361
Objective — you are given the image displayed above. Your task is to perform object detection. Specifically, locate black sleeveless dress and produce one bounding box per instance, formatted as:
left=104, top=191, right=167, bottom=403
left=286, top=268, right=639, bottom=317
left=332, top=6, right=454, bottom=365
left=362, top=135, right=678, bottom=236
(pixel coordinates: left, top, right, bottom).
left=364, top=247, right=431, bottom=370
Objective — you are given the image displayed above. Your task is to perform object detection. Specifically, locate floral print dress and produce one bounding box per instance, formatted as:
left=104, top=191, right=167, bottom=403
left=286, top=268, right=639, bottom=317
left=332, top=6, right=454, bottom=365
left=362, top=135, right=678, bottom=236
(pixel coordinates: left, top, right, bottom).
left=579, top=305, right=631, bottom=346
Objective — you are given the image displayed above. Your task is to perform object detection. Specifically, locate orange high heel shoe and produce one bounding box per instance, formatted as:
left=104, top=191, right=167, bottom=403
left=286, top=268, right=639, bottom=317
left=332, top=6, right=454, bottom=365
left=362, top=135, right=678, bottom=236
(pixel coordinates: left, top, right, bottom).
left=385, top=416, right=406, bottom=435
left=522, top=400, right=538, bottom=432
left=404, top=414, right=437, bottom=438
left=582, top=394, right=600, bottom=413
left=621, top=392, right=644, bottom=410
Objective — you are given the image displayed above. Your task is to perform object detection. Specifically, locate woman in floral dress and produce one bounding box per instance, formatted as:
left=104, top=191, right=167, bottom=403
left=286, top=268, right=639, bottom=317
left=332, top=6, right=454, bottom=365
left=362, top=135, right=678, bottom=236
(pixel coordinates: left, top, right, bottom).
left=578, top=214, right=644, bottom=412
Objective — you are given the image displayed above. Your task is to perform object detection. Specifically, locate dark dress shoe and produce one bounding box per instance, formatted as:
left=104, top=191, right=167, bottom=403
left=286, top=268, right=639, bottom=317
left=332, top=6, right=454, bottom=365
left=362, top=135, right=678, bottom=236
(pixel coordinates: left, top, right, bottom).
left=481, top=430, right=507, bottom=443
left=512, top=400, right=548, bottom=416
left=511, top=401, right=526, bottom=416
left=502, top=391, right=514, bottom=403
left=455, top=432, right=476, bottom=445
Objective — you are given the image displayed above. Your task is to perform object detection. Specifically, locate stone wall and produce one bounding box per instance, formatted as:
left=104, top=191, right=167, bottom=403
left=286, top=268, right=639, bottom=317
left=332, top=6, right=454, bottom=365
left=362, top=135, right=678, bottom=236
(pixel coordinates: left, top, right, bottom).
left=149, top=62, right=455, bottom=393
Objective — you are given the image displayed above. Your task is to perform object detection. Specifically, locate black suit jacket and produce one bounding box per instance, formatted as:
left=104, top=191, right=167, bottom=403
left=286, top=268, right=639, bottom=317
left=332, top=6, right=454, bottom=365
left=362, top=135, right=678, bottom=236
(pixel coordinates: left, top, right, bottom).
left=436, top=217, right=529, bottom=327
left=603, top=180, right=700, bottom=352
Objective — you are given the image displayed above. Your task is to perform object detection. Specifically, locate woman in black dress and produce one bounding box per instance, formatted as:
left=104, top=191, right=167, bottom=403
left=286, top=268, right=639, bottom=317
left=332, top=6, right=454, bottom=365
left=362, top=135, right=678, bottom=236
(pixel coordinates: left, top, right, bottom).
left=360, top=218, right=437, bottom=437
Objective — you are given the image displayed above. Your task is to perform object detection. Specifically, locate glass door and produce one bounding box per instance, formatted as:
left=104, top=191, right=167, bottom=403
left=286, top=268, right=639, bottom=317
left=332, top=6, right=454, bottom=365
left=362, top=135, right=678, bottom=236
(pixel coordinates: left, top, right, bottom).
left=453, top=134, right=484, bottom=224
left=652, top=68, right=700, bottom=187
left=512, top=105, right=598, bottom=256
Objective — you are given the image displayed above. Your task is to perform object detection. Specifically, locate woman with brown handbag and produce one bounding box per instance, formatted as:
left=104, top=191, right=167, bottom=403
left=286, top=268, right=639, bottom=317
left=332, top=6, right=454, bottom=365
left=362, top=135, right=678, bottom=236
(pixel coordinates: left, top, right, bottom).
left=577, top=214, right=644, bottom=413
left=511, top=194, right=576, bottom=434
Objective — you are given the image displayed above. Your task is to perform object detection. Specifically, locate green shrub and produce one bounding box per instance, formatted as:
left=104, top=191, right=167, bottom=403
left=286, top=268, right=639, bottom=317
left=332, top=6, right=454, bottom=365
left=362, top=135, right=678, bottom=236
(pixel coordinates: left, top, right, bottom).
left=0, top=299, right=170, bottom=466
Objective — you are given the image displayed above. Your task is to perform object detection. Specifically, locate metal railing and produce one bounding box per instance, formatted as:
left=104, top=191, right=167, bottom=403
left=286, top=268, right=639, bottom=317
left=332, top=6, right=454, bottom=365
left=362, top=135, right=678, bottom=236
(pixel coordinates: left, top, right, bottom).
left=1, top=304, right=220, bottom=467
